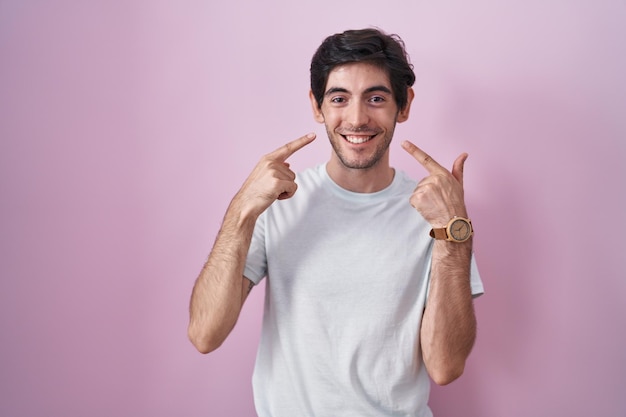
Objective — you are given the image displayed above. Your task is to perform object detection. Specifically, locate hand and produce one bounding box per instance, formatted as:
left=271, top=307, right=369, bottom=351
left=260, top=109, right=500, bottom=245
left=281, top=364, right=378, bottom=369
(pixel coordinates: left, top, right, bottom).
left=235, top=133, right=316, bottom=217
left=401, top=140, right=468, bottom=227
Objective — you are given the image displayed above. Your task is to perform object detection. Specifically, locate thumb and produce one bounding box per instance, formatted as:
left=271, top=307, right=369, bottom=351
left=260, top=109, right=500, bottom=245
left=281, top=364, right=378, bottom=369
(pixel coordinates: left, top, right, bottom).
left=452, top=153, right=468, bottom=186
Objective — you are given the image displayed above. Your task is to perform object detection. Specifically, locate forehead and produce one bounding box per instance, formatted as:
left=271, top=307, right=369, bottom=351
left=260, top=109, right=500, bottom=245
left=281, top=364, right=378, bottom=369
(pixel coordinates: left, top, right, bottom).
left=325, top=62, right=392, bottom=93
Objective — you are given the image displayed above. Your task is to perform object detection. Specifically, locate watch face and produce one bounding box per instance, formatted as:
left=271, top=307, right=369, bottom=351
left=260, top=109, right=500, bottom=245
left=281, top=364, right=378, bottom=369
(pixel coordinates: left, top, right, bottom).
left=449, top=218, right=472, bottom=242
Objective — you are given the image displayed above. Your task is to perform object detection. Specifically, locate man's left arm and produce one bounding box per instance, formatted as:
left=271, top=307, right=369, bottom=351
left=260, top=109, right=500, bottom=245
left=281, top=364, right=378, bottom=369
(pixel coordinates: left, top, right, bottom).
left=421, top=238, right=476, bottom=385
left=401, top=140, right=478, bottom=386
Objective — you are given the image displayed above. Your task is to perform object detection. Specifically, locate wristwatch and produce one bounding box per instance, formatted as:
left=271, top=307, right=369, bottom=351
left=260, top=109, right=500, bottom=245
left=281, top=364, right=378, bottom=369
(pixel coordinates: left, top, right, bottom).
left=429, top=216, right=473, bottom=243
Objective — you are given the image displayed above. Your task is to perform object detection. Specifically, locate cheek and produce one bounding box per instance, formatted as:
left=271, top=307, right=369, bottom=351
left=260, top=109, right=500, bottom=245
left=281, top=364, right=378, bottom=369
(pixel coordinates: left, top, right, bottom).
left=319, top=110, right=341, bottom=127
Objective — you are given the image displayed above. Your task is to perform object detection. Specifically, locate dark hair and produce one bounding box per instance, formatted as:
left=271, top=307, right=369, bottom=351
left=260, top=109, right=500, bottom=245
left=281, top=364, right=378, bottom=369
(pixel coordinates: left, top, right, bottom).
left=310, top=28, right=416, bottom=111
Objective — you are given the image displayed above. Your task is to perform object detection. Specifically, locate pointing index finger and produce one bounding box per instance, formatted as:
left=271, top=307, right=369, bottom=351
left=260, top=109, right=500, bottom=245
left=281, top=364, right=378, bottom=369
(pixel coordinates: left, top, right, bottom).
left=401, top=140, right=445, bottom=174
left=269, top=133, right=316, bottom=161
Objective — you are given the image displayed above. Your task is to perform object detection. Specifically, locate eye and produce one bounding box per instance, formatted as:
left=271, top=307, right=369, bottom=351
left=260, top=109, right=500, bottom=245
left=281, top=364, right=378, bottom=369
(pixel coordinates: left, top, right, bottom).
left=330, top=96, right=346, bottom=104
left=369, top=96, right=386, bottom=103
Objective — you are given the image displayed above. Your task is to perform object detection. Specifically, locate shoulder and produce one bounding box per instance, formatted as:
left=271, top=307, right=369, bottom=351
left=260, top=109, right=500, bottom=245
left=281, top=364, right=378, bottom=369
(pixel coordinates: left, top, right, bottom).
left=391, top=169, right=419, bottom=196
left=293, top=164, right=330, bottom=194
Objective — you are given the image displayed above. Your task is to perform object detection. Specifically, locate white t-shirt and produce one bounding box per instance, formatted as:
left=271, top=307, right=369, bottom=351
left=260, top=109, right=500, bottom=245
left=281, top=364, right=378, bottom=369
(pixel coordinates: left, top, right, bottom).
left=244, top=163, right=484, bottom=417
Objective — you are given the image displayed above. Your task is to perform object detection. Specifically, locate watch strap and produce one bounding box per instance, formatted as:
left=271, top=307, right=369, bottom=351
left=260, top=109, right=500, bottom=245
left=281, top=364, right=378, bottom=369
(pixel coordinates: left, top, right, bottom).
left=429, top=227, right=448, bottom=240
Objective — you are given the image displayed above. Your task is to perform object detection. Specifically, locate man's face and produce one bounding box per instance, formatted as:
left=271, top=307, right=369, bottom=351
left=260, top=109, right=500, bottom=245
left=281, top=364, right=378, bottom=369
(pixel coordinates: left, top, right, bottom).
left=310, top=62, right=412, bottom=170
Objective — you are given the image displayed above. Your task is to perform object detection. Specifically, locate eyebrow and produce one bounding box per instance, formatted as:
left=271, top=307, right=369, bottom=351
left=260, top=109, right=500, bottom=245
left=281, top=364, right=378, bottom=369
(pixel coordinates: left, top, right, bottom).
left=324, top=85, right=393, bottom=96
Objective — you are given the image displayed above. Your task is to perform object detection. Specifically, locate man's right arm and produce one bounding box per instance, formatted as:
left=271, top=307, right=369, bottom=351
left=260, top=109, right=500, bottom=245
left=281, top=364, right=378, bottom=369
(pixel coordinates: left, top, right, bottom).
left=187, top=194, right=260, bottom=354
left=187, top=133, right=316, bottom=354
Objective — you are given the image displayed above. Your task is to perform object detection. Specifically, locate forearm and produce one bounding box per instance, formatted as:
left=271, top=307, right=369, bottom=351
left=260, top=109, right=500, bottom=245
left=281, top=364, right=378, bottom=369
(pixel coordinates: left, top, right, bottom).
left=420, top=239, right=477, bottom=385
left=187, top=134, right=315, bottom=353
left=188, top=197, right=258, bottom=354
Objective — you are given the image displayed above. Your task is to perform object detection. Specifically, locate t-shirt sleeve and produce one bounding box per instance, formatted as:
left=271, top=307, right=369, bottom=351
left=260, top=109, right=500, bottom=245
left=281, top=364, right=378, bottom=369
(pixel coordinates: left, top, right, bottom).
left=243, top=210, right=268, bottom=285
left=470, top=254, right=484, bottom=297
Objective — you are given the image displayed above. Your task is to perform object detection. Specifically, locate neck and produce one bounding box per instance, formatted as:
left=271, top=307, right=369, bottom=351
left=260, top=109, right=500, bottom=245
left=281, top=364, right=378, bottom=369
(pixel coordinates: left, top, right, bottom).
left=325, top=155, right=395, bottom=193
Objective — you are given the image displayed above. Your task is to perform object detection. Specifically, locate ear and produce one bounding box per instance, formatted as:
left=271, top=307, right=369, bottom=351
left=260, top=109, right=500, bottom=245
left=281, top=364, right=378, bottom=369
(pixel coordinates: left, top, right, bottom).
left=396, top=87, right=415, bottom=123
left=309, top=90, right=325, bottom=123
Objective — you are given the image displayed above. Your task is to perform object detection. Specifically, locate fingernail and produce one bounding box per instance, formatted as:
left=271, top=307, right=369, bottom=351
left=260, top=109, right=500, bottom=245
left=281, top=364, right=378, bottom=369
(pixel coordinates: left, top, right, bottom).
left=307, top=132, right=315, bottom=138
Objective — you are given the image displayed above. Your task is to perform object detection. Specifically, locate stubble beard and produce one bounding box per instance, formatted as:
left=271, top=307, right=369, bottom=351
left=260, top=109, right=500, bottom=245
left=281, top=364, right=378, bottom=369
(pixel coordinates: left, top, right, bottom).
left=326, top=127, right=395, bottom=170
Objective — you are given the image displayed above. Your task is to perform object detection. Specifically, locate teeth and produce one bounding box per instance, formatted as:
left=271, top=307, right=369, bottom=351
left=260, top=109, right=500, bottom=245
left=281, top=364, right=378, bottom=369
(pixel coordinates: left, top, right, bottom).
left=345, top=135, right=373, bottom=144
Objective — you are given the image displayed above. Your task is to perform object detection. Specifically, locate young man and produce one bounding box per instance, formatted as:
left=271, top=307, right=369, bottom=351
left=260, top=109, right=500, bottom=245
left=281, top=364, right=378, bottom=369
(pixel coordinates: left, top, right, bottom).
left=188, top=28, right=484, bottom=417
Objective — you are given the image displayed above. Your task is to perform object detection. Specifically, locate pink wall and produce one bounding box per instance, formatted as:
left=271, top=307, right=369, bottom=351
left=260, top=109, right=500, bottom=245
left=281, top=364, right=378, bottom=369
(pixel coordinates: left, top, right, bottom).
left=1, top=1, right=625, bottom=416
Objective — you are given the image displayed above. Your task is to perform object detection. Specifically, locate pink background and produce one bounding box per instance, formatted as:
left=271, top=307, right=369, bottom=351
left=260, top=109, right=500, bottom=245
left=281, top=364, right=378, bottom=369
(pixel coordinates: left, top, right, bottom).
left=1, top=1, right=625, bottom=416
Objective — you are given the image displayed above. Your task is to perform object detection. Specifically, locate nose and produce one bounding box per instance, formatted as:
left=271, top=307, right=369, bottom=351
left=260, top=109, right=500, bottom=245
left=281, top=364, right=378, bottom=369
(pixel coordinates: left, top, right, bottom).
left=345, top=101, right=369, bottom=128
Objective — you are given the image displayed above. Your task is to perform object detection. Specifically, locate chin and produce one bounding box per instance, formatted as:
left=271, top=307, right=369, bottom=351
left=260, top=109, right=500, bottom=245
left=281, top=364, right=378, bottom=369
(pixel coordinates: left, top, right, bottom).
left=337, top=153, right=383, bottom=170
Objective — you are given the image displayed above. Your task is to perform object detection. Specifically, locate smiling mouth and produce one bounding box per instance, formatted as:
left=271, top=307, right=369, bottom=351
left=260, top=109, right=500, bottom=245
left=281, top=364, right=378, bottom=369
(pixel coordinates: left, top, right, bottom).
left=342, top=134, right=377, bottom=144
